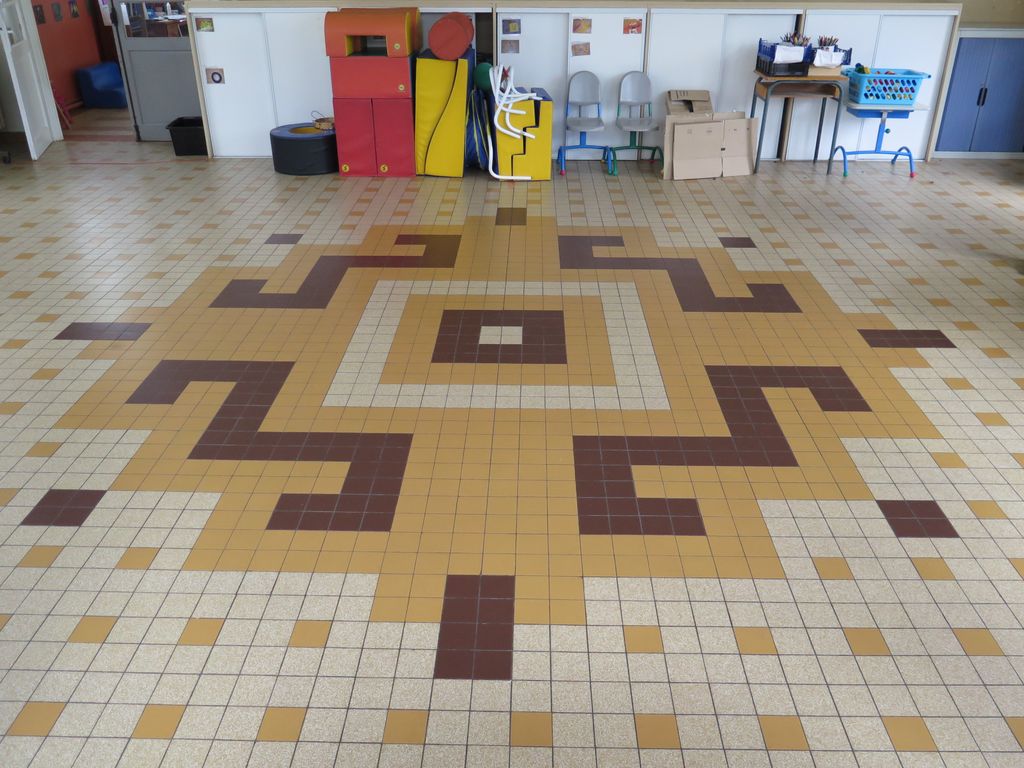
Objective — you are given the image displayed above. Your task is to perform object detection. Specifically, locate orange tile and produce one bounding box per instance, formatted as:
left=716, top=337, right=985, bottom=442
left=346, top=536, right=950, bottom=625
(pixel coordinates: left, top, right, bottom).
left=734, top=627, right=777, bottom=655
left=26, top=441, right=61, bottom=458
left=623, top=625, right=664, bottom=653
left=256, top=707, right=306, bottom=741
left=30, top=368, right=61, bottom=380
left=510, top=712, right=553, bottom=747
left=942, top=377, right=973, bottom=390
left=178, top=618, right=224, bottom=646
left=18, top=545, right=62, bottom=568
left=288, top=620, right=331, bottom=648
left=931, top=452, right=967, bottom=469
left=7, top=702, right=64, bottom=736
left=1007, top=717, right=1024, bottom=749
left=982, top=347, right=1009, bottom=359
left=812, top=557, right=853, bottom=580
left=634, top=714, right=681, bottom=749
left=953, top=628, right=1003, bottom=656
left=0, top=402, right=24, bottom=415
left=912, top=557, right=955, bottom=580
left=132, top=704, right=185, bottom=739
left=882, top=716, right=937, bottom=751
left=758, top=715, right=809, bottom=750
left=116, top=547, right=160, bottom=569
left=967, top=501, right=1006, bottom=520
left=382, top=709, right=428, bottom=745
left=974, top=412, right=1009, bottom=427
left=68, top=616, right=117, bottom=643
left=843, top=627, right=890, bottom=656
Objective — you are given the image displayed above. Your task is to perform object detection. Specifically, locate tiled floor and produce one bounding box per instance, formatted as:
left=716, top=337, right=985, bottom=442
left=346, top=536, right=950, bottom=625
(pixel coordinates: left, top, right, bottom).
left=0, top=138, right=1022, bottom=767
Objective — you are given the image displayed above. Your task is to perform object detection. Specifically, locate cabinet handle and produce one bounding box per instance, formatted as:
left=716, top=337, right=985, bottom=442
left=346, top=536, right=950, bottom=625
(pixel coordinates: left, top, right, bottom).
left=980, top=87, right=988, bottom=107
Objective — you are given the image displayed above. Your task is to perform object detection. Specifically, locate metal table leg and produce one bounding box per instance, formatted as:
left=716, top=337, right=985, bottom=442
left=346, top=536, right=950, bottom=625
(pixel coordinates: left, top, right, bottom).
left=825, top=94, right=842, bottom=175
left=752, top=81, right=775, bottom=174
left=812, top=97, right=826, bottom=163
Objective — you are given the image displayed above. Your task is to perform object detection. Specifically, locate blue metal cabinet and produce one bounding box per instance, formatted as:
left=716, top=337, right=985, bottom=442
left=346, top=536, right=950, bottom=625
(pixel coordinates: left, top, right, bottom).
left=937, top=37, right=1024, bottom=153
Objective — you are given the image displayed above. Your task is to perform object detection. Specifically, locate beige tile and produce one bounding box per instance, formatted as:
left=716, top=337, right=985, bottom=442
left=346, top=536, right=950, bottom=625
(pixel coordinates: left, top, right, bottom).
left=758, top=715, right=809, bottom=750
left=623, top=625, right=664, bottom=654
left=634, top=714, right=681, bottom=749
left=882, top=716, right=937, bottom=751
left=382, top=709, right=428, bottom=745
left=256, top=707, right=306, bottom=741
left=7, top=702, right=64, bottom=736
left=510, top=712, right=553, bottom=747
left=68, top=616, right=117, bottom=644
left=178, top=618, right=224, bottom=646
left=132, top=704, right=185, bottom=739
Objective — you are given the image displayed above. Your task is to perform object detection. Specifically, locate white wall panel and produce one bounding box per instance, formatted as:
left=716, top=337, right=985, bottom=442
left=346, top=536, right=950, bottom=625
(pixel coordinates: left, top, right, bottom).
left=194, top=13, right=276, bottom=156
left=566, top=9, right=646, bottom=159
left=721, top=13, right=797, bottom=161
left=266, top=11, right=332, bottom=127
left=647, top=10, right=726, bottom=147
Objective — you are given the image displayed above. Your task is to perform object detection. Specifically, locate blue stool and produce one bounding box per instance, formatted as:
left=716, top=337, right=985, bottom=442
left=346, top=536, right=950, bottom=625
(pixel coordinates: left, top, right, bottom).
left=831, top=106, right=917, bottom=178
left=76, top=62, right=128, bottom=109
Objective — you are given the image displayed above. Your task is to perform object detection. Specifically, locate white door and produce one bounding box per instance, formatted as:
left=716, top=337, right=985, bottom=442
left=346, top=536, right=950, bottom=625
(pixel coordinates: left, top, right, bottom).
left=0, top=0, right=59, bottom=158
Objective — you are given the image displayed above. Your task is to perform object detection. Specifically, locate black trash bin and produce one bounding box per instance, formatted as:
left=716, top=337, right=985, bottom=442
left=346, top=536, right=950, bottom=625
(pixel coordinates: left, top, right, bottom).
left=166, top=117, right=207, bottom=156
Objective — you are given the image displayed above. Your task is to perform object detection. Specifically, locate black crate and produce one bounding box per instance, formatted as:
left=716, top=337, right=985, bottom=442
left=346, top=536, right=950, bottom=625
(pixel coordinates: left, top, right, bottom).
left=755, top=55, right=810, bottom=76
left=166, top=117, right=207, bottom=156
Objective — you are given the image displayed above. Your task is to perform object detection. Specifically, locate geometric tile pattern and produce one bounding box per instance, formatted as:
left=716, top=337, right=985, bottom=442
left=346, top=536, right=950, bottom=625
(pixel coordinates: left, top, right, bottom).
left=433, top=574, right=515, bottom=680
left=876, top=499, right=960, bottom=538
left=431, top=309, right=567, bottom=364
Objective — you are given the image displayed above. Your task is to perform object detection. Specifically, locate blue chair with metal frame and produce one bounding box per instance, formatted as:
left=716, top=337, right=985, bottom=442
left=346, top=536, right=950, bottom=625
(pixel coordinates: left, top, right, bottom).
left=608, top=71, right=663, bottom=176
left=557, top=71, right=611, bottom=176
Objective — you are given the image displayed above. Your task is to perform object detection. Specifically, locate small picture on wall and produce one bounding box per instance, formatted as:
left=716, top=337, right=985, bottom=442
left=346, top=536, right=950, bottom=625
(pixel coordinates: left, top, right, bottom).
left=571, top=42, right=591, bottom=57
left=501, top=18, right=520, bottom=35
left=500, top=39, right=519, bottom=54
left=68, top=0, right=79, bottom=18
left=196, top=17, right=214, bottom=32
left=572, top=18, right=592, bottom=34
left=51, top=2, right=62, bottom=21
left=623, top=18, right=643, bottom=35
left=33, top=4, right=45, bottom=23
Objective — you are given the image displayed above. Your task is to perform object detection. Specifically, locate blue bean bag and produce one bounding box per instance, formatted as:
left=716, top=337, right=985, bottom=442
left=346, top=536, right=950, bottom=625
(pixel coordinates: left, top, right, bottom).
left=76, top=62, right=128, bottom=109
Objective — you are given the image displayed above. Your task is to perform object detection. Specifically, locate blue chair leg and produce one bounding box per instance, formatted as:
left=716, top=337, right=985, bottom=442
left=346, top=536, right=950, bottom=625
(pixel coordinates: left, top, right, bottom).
left=558, top=146, right=566, bottom=176
left=831, top=145, right=849, bottom=177
left=893, top=146, right=915, bottom=177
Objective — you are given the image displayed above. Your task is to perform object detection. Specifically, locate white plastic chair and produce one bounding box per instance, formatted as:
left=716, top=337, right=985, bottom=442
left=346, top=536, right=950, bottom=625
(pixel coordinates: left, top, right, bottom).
left=557, top=71, right=611, bottom=175
left=608, top=71, right=662, bottom=176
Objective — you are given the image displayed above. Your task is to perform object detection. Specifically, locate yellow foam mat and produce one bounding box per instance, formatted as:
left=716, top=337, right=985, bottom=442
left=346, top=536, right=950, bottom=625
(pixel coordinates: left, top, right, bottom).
left=414, top=58, right=468, bottom=177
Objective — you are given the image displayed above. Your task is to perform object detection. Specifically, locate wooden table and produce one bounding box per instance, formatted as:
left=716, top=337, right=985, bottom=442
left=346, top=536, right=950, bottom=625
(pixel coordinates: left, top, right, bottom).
left=749, top=71, right=847, bottom=174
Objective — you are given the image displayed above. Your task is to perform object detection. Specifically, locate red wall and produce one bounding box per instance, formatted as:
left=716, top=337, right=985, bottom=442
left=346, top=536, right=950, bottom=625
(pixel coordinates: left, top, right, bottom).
left=35, top=3, right=102, bottom=105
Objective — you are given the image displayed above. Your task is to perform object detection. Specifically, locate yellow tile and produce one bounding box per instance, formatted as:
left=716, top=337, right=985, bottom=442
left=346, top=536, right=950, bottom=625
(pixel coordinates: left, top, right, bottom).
left=953, top=628, right=1003, bottom=656
left=18, top=545, right=62, bottom=568
left=0, top=614, right=8, bottom=632
left=931, top=452, right=967, bottom=469
left=0, top=488, right=17, bottom=505
left=116, top=547, right=159, bottom=569
left=975, top=412, right=1009, bottom=427
left=1012, top=559, right=1024, bottom=579
left=942, top=377, right=973, bottom=390
left=68, top=616, right=117, bottom=644
left=1007, top=717, right=1024, bottom=749
left=2, top=339, right=27, bottom=349
left=510, top=712, right=553, bottom=747
left=6, top=701, right=64, bottom=736
left=882, top=716, right=937, bottom=751
left=982, top=347, right=1010, bottom=359
left=758, top=715, right=809, bottom=751
left=132, top=704, right=185, bottom=739
left=382, top=709, right=428, bottom=745
left=623, top=625, right=664, bottom=654
left=0, top=402, right=24, bottom=415
left=912, top=557, right=955, bottom=580
left=634, top=714, right=681, bottom=749
left=30, top=368, right=61, bottom=380
left=734, top=627, right=777, bottom=655
left=812, top=557, right=853, bottom=580
left=843, top=627, right=890, bottom=656
left=178, top=618, right=224, bottom=646
left=256, top=707, right=306, bottom=741
left=953, top=321, right=978, bottom=331
left=288, top=620, right=331, bottom=648
left=26, top=441, right=61, bottom=458
left=967, top=501, right=1006, bottom=520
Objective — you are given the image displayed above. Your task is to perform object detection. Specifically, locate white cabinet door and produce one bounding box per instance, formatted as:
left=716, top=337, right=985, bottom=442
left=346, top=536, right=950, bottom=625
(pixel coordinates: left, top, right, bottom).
left=566, top=9, right=646, bottom=159
left=497, top=11, right=568, bottom=158
left=867, top=13, right=953, bottom=159
left=787, top=12, right=881, bottom=161
left=266, top=12, right=332, bottom=127
left=195, top=13, right=276, bottom=157
left=721, top=13, right=798, bottom=161
left=646, top=10, right=726, bottom=148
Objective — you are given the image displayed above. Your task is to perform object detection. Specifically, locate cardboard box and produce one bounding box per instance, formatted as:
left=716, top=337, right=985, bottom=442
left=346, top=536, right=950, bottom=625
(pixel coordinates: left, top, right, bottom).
left=667, top=89, right=713, bottom=115
left=671, top=115, right=758, bottom=181
left=664, top=108, right=746, bottom=180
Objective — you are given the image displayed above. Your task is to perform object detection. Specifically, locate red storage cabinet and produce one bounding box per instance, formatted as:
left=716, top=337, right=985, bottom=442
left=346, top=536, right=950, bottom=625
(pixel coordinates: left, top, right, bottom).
left=334, top=98, right=377, bottom=176
left=372, top=99, right=415, bottom=176
left=330, top=57, right=412, bottom=100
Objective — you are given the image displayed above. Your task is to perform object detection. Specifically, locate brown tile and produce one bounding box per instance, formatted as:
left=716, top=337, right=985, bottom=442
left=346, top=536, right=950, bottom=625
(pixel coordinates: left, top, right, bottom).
left=734, top=627, right=777, bottom=655
left=7, top=702, right=65, bottom=736
left=495, top=207, right=527, bottom=226
left=967, top=500, right=1006, bottom=520
left=719, top=236, right=756, bottom=248
left=844, top=627, right=891, bottom=656
left=634, top=714, right=681, bottom=749
left=758, top=715, right=809, bottom=750
left=0, top=488, right=18, bottom=505
left=178, top=618, right=224, bottom=646
left=116, top=547, right=160, bottom=569
left=813, top=557, right=853, bottom=580
left=35, top=314, right=60, bottom=323
left=22, top=489, right=106, bottom=526
left=382, top=709, right=428, bottom=745
left=31, top=368, right=61, bottom=380
left=265, top=233, right=303, bottom=245
left=877, top=500, right=958, bottom=538
left=953, top=320, right=978, bottom=331
left=1007, top=717, right=1024, bottom=749
left=2, top=339, right=27, bottom=349
left=431, top=309, right=567, bottom=364
left=510, top=712, right=553, bottom=747
left=1011, top=559, right=1024, bottom=579
left=256, top=707, right=306, bottom=741
left=975, top=412, right=1009, bottom=427
left=26, top=441, right=60, bottom=458
left=132, top=704, right=185, bottom=739
left=883, top=716, right=937, bottom=751
left=55, top=322, right=150, bottom=341
left=624, top=626, right=664, bottom=654
left=0, top=614, right=9, bottom=632
left=18, top=545, right=62, bottom=568
left=858, top=329, right=954, bottom=349
left=982, top=347, right=1010, bottom=359
left=943, top=377, right=973, bottom=390
left=288, top=620, right=331, bottom=648
left=434, top=574, right=515, bottom=680
left=0, top=402, right=25, bottom=415
left=931, top=452, right=967, bottom=469
left=68, top=616, right=117, bottom=643
left=912, top=557, right=955, bottom=580
left=953, top=627, right=1003, bottom=656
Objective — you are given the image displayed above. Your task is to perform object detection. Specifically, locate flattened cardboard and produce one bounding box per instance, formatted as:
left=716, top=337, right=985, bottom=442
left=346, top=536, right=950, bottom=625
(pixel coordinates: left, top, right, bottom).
left=663, top=109, right=744, bottom=180
left=671, top=116, right=759, bottom=181
left=722, top=118, right=757, bottom=177
left=667, top=89, right=713, bottom=115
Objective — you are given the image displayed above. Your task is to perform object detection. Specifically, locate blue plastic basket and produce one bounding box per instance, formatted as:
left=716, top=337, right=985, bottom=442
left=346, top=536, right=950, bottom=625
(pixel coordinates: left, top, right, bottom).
left=843, top=67, right=930, bottom=107
left=756, top=38, right=813, bottom=76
